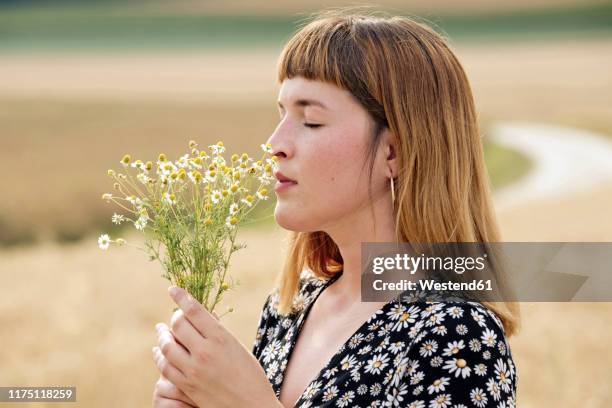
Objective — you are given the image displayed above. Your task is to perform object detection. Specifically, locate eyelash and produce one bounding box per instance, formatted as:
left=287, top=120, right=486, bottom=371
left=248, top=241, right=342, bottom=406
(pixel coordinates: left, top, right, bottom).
left=304, top=123, right=322, bottom=129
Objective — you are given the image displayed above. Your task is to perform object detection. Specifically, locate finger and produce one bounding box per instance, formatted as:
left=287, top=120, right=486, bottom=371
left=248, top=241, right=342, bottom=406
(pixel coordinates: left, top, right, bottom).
left=157, top=322, right=189, bottom=351
left=168, top=286, right=220, bottom=339
left=157, top=322, right=190, bottom=354
left=168, top=311, right=205, bottom=353
left=155, top=376, right=197, bottom=406
left=152, top=346, right=187, bottom=387
left=212, top=312, right=220, bottom=321
left=156, top=327, right=191, bottom=371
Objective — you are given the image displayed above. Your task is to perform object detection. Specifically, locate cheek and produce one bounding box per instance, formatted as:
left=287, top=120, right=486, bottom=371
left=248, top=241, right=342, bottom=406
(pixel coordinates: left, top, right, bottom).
left=307, top=134, right=367, bottom=197
left=273, top=132, right=370, bottom=231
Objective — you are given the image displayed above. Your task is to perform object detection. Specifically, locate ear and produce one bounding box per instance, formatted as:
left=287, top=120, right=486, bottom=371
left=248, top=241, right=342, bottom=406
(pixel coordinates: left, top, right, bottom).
left=381, top=127, right=398, bottom=179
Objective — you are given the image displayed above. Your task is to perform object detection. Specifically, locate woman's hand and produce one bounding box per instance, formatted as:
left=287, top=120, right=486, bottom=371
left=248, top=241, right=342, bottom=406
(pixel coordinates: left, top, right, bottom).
left=152, top=286, right=281, bottom=408
left=152, top=374, right=197, bottom=408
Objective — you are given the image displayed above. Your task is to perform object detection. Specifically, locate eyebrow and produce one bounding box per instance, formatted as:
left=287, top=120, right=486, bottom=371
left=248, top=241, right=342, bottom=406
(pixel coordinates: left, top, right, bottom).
left=277, top=98, right=329, bottom=110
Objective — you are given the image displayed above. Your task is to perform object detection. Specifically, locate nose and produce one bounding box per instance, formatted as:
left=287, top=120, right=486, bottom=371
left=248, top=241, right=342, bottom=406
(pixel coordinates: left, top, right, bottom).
left=266, top=118, right=293, bottom=159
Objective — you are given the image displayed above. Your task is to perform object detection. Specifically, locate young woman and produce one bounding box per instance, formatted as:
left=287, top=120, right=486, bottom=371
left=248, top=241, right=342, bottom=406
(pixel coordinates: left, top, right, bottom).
left=152, top=10, right=520, bottom=408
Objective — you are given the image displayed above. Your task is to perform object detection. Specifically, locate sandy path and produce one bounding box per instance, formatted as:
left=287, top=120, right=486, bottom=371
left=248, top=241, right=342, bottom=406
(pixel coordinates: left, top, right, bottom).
left=492, top=121, right=612, bottom=212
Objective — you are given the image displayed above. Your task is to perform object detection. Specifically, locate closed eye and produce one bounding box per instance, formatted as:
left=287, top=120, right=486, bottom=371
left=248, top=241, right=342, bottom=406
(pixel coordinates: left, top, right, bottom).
left=304, top=123, right=322, bottom=129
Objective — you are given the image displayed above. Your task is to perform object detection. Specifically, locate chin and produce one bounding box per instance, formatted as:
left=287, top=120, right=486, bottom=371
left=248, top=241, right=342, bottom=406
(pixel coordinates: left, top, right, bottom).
left=274, top=204, right=317, bottom=232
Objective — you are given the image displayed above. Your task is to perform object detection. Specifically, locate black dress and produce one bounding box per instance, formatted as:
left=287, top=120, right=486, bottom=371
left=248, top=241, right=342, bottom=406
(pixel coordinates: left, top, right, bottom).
left=252, top=270, right=517, bottom=407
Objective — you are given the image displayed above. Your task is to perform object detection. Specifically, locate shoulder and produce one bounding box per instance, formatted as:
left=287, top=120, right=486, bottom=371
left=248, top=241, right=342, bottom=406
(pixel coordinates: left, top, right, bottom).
left=386, top=300, right=517, bottom=406
left=410, top=301, right=513, bottom=364
left=262, top=268, right=331, bottom=314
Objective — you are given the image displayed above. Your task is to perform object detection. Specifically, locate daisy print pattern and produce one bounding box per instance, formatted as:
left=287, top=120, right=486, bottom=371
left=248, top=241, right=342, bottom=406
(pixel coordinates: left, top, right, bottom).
left=252, top=270, right=517, bottom=407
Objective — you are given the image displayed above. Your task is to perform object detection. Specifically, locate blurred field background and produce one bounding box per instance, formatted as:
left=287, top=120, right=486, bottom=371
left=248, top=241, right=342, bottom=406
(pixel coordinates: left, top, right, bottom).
left=1, top=0, right=611, bottom=407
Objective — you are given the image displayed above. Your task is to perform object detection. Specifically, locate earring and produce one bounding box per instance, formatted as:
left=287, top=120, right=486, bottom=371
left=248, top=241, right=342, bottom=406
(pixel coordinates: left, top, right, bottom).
left=390, top=177, right=395, bottom=204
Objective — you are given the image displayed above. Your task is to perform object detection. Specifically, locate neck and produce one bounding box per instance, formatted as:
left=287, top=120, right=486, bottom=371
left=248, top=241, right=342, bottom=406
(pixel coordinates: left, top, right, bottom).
left=323, top=192, right=396, bottom=305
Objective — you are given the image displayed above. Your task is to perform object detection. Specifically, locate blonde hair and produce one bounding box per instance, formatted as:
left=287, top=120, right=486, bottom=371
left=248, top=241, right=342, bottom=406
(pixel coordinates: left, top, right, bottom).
left=272, top=8, right=520, bottom=336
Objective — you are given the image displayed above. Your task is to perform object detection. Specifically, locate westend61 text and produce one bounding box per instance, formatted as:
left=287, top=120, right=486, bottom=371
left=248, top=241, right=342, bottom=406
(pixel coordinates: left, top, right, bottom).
left=373, top=279, right=493, bottom=291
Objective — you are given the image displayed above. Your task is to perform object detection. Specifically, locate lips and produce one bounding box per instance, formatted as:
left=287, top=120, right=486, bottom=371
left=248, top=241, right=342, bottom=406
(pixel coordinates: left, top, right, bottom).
left=274, top=171, right=297, bottom=183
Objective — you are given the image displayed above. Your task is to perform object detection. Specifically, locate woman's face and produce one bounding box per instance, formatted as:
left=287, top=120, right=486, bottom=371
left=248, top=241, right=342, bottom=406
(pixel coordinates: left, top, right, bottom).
left=267, top=76, right=389, bottom=233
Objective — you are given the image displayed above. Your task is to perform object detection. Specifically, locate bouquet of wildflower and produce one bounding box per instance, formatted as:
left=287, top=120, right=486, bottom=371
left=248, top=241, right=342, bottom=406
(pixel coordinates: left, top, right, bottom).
left=98, top=140, right=277, bottom=316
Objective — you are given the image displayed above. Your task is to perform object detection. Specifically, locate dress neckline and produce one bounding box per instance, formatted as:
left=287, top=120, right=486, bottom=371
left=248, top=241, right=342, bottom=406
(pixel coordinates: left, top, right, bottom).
left=277, top=270, right=398, bottom=407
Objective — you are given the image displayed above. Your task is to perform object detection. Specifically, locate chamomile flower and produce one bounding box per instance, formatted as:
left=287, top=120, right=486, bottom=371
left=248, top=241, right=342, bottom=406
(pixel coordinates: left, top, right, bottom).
left=257, top=173, right=275, bottom=185
left=136, top=173, right=151, bottom=185
left=225, top=215, right=238, bottom=229
left=251, top=160, right=264, bottom=172
left=102, top=193, right=113, bottom=202
left=188, top=170, right=202, bottom=184
left=158, top=161, right=177, bottom=176
left=212, top=155, right=226, bottom=167
left=120, top=154, right=131, bottom=167
left=164, top=192, right=177, bottom=206
left=126, top=195, right=143, bottom=206
left=229, top=203, right=239, bottom=215
left=176, top=154, right=190, bottom=169
left=189, top=157, right=203, bottom=169
left=240, top=194, right=255, bottom=207
left=210, top=189, right=223, bottom=204
left=134, top=216, right=148, bottom=231
left=131, top=159, right=144, bottom=170
left=111, top=213, right=125, bottom=225
left=205, top=169, right=217, bottom=183
left=98, top=234, right=111, bottom=250
left=261, top=143, right=273, bottom=154
left=256, top=188, right=269, bottom=200
left=209, top=141, right=225, bottom=155
left=138, top=207, right=149, bottom=220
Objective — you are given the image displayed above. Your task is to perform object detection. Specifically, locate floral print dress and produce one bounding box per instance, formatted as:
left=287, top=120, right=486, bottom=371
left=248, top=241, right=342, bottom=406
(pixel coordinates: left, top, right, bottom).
left=252, top=270, right=517, bottom=407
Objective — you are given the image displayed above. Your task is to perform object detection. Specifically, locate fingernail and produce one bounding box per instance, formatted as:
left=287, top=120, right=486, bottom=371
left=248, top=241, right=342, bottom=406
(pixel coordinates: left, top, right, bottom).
left=168, top=286, right=179, bottom=297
